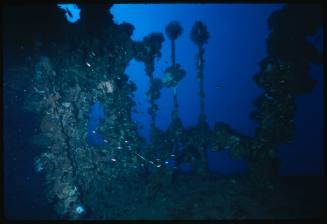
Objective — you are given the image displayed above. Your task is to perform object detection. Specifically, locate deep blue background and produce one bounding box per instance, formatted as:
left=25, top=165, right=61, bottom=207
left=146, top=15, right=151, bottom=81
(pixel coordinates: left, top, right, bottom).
left=3, top=3, right=323, bottom=220
left=110, top=4, right=323, bottom=176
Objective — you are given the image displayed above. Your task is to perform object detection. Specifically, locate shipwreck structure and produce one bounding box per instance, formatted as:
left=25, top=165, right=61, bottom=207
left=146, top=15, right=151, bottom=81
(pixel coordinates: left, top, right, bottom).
left=3, top=4, right=322, bottom=219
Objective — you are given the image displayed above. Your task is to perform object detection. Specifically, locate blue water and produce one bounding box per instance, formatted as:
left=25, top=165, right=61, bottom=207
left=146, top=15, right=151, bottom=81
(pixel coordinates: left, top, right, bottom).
left=87, top=101, right=105, bottom=146
left=3, top=4, right=323, bottom=220
left=110, top=4, right=323, bottom=176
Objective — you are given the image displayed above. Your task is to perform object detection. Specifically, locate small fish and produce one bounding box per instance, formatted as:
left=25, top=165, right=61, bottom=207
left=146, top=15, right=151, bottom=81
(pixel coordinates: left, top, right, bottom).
left=136, top=153, right=146, bottom=160
left=33, top=87, right=45, bottom=94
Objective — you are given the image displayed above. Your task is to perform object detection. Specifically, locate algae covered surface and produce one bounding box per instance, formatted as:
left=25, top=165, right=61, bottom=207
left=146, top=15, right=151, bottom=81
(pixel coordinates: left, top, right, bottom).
left=3, top=3, right=324, bottom=220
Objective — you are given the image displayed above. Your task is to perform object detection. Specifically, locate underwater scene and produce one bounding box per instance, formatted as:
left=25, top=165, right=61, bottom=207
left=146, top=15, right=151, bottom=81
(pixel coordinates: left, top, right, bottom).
left=3, top=3, right=324, bottom=220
